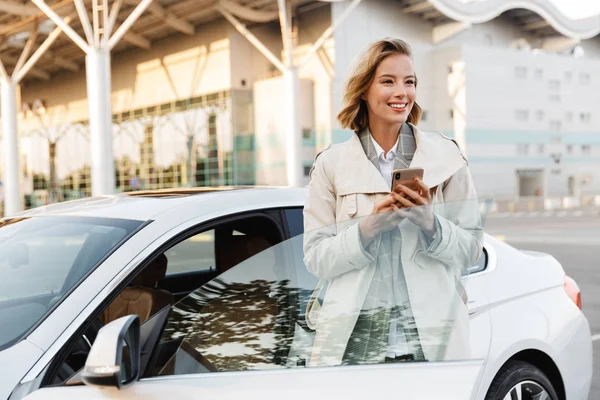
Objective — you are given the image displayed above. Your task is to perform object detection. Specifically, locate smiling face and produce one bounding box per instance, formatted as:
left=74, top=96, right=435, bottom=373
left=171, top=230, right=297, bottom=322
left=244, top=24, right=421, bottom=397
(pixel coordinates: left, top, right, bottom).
left=363, top=53, right=416, bottom=132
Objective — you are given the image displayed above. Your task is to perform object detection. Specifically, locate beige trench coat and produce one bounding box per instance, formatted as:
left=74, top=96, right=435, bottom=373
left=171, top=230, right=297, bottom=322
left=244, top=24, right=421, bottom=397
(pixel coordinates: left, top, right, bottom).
left=303, top=123, right=483, bottom=366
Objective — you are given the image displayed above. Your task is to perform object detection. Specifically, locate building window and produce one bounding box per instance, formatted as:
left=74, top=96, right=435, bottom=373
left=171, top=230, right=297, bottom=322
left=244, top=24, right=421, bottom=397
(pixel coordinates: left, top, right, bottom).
left=548, top=80, right=560, bottom=90
left=536, top=110, right=544, bottom=121
left=535, top=68, right=543, bottom=79
left=566, top=144, right=573, bottom=154
left=579, top=72, right=590, bottom=85
left=537, top=144, right=545, bottom=154
left=566, top=112, right=573, bottom=122
left=421, top=110, right=428, bottom=121
left=302, top=128, right=312, bottom=140
left=550, top=136, right=562, bottom=144
left=449, top=109, right=454, bottom=119
left=549, top=120, right=562, bottom=131
left=515, top=109, right=529, bottom=121
left=564, top=71, right=572, bottom=83
left=515, top=66, right=527, bottom=79
left=549, top=95, right=560, bottom=102
left=303, top=165, right=312, bottom=176
left=447, top=65, right=453, bottom=74
left=517, top=143, right=530, bottom=155
left=580, top=112, right=591, bottom=123
left=581, top=145, right=591, bottom=154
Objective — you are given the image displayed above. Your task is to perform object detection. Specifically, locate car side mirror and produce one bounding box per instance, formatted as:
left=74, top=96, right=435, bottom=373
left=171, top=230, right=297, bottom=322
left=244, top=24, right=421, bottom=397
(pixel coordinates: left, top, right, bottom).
left=81, top=315, right=140, bottom=389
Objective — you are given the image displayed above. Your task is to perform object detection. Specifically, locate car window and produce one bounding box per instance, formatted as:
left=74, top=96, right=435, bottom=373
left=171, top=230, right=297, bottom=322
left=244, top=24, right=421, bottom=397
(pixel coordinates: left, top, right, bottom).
left=463, top=248, right=488, bottom=276
left=165, top=230, right=216, bottom=275
left=145, top=201, right=484, bottom=375
left=284, top=208, right=304, bottom=238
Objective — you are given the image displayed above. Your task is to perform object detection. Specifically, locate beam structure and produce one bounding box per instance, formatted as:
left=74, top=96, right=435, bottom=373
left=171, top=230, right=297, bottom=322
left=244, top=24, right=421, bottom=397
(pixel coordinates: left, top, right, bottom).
left=403, top=1, right=433, bottom=14
left=31, top=0, right=154, bottom=197
left=130, top=0, right=195, bottom=35
left=0, top=0, right=39, bottom=16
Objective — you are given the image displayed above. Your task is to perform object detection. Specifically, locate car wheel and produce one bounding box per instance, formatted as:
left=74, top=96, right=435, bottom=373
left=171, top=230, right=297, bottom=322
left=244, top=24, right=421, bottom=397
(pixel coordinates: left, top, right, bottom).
left=485, top=360, right=559, bottom=400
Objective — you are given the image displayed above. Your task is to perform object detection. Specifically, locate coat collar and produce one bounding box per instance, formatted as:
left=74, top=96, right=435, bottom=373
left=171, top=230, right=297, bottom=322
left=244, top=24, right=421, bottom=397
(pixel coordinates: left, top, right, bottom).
left=338, top=123, right=466, bottom=195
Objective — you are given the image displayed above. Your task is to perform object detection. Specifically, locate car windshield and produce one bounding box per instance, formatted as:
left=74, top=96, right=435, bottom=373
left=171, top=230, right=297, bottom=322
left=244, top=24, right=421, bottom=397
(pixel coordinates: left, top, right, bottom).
left=0, top=216, right=144, bottom=350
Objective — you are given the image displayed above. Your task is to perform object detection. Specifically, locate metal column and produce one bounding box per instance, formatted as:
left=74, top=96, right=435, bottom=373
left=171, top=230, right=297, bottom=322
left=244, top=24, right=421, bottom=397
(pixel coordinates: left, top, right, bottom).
left=33, top=0, right=153, bottom=196
left=0, top=14, right=69, bottom=215
left=86, top=48, right=115, bottom=195
left=283, top=68, right=303, bottom=187
left=1, top=79, right=21, bottom=216
left=219, top=0, right=361, bottom=187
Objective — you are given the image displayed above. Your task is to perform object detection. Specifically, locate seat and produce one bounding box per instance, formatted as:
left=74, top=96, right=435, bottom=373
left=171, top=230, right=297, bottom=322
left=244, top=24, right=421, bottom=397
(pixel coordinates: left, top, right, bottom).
left=101, top=253, right=173, bottom=325
left=218, top=234, right=273, bottom=272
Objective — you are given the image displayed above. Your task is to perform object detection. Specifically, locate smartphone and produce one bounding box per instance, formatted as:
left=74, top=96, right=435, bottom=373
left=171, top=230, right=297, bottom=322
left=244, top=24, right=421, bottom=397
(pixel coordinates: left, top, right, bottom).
left=391, top=168, right=424, bottom=193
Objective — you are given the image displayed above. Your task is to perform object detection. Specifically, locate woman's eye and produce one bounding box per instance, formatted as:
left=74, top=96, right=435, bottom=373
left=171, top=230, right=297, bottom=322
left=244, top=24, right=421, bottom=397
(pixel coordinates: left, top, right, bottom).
left=382, top=79, right=393, bottom=84
left=406, top=80, right=415, bottom=85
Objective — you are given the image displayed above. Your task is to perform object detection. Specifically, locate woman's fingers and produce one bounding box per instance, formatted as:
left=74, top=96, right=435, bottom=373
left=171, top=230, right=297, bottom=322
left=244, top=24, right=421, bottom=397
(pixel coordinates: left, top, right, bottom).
left=413, top=178, right=431, bottom=200
left=397, top=185, right=427, bottom=206
left=394, top=192, right=418, bottom=208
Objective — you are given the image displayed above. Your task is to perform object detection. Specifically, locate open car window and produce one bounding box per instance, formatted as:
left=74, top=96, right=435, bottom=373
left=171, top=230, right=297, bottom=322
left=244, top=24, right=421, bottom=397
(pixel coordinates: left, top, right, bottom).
left=144, top=198, right=487, bottom=375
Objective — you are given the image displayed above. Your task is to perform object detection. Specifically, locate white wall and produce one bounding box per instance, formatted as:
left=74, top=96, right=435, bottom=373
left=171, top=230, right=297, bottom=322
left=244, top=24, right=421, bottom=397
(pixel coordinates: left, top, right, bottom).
left=253, top=76, right=314, bottom=186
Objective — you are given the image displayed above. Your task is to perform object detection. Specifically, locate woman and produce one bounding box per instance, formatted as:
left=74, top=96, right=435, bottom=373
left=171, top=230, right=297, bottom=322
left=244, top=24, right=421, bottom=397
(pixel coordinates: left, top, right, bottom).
left=303, top=38, right=483, bottom=367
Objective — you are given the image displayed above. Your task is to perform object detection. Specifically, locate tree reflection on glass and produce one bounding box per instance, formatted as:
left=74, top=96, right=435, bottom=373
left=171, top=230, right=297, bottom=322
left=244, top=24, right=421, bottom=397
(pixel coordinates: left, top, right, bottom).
left=161, top=277, right=303, bottom=372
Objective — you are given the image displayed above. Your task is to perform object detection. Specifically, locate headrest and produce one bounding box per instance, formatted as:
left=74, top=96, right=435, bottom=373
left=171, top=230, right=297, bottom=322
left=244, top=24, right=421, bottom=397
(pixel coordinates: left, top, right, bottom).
left=219, top=235, right=272, bottom=272
left=132, top=253, right=168, bottom=286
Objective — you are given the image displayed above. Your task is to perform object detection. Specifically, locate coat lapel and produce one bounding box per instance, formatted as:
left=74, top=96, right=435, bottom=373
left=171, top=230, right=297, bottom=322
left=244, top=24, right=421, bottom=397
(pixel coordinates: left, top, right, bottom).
left=337, top=133, right=389, bottom=195
left=337, top=124, right=466, bottom=195
left=408, top=123, right=467, bottom=189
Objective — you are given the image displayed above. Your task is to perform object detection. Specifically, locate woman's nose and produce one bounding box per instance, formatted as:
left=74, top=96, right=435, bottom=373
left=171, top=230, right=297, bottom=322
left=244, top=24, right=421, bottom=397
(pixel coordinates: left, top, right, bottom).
left=393, top=84, right=407, bottom=97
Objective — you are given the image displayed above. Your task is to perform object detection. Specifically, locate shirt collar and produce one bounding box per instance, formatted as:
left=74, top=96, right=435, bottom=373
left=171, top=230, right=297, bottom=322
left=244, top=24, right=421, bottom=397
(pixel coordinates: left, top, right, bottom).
left=369, top=132, right=399, bottom=162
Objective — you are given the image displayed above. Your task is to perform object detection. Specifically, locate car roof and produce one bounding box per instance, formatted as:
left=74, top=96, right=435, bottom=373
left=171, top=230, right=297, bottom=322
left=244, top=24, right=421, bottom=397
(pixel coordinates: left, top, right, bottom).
left=13, top=187, right=307, bottom=221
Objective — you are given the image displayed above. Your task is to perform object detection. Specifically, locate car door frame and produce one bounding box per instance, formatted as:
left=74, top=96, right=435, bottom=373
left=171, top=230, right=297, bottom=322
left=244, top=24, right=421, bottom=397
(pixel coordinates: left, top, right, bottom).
left=17, top=201, right=299, bottom=397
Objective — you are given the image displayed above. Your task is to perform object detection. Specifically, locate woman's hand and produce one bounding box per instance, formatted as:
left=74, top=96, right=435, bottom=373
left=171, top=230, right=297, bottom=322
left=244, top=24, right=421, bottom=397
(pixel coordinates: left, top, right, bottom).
left=393, top=177, right=436, bottom=236
left=359, top=192, right=406, bottom=244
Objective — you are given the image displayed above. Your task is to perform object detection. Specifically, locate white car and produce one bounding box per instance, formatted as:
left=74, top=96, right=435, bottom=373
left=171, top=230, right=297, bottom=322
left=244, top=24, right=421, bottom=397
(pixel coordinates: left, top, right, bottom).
left=0, top=187, right=591, bottom=400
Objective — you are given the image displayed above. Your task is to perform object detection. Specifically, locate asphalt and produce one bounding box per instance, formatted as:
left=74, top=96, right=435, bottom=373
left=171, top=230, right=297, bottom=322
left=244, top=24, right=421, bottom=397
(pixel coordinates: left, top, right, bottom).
left=486, top=212, right=600, bottom=399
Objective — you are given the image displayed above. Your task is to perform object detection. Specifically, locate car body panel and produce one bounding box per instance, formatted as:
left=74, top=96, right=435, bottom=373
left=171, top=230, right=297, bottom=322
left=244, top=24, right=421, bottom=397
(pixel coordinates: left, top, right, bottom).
left=25, top=361, right=485, bottom=400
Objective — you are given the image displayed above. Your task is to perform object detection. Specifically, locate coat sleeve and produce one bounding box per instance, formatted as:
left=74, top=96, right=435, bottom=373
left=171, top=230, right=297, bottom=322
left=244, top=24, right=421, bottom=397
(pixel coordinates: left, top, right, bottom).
left=423, top=165, right=484, bottom=269
left=302, top=153, right=375, bottom=281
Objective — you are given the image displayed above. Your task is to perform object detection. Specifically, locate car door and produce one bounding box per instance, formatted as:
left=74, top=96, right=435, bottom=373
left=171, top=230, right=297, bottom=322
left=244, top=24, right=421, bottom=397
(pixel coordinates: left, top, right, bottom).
left=25, top=206, right=492, bottom=400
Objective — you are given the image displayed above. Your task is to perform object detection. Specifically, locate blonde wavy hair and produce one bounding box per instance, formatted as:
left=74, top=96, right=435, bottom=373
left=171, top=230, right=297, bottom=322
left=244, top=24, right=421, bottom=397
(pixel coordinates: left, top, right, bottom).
left=337, top=38, right=422, bottom=131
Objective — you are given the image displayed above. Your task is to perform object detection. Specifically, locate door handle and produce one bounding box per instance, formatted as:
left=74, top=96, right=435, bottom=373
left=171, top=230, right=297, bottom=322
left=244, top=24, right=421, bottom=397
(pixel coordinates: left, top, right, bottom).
left=468, top=300, right=478, bottom=316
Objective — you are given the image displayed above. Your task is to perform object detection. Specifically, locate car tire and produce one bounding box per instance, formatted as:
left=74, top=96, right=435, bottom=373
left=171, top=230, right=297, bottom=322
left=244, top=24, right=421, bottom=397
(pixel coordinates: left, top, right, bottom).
left=485, top=360, right=559, bottom=400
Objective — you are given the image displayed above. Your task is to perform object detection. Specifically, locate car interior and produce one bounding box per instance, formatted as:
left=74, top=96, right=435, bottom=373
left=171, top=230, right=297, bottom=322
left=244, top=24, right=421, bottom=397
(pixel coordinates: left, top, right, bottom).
left=46, top=212, right=286, bottom=386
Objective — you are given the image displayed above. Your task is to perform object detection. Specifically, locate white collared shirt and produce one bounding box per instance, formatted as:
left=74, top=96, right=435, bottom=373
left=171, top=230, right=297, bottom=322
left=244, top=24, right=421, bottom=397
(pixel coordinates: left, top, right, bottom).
left=369, top=134, right=399, bottom=190
left=368, top=133, right=413, bottom=358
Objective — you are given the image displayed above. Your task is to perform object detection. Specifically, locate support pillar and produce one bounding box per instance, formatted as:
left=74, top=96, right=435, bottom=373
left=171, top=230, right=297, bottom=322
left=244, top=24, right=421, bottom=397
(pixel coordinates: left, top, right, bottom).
left=284, top=68, right=303, bottom=188
left=219, top=0, right=361, bottom=187
left=1, top=79, right=22, bottom=216
left=85, top=48, right=115, bottom=196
